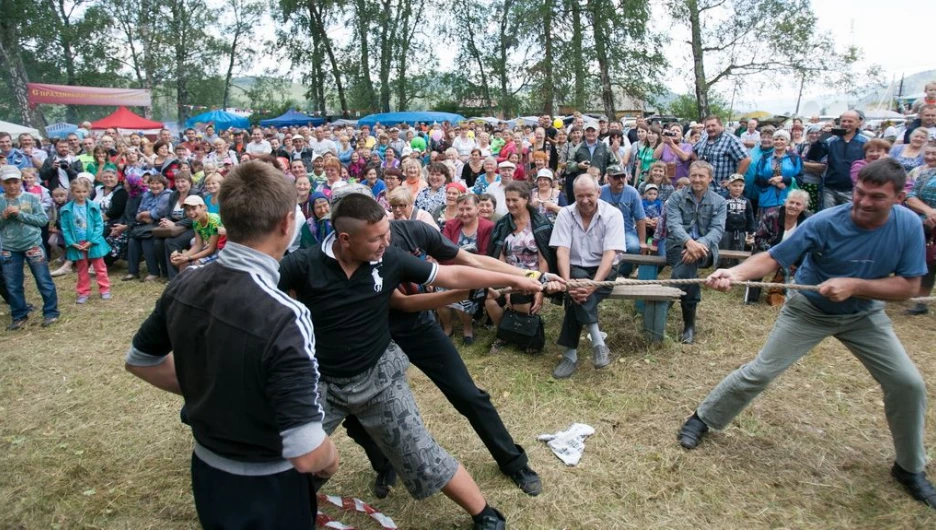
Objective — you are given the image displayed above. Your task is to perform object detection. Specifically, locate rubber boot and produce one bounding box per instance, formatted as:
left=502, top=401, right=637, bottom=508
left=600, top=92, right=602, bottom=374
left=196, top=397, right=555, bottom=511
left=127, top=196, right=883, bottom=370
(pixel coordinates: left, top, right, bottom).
left=744, top=286, right=761, bottom=305
left=680, top=303, right=697, bottom=344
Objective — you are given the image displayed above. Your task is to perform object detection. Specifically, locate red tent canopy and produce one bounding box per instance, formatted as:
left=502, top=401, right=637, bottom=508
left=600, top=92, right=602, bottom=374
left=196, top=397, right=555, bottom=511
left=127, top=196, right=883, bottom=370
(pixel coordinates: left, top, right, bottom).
left=90, top=106, right=164, bottom=130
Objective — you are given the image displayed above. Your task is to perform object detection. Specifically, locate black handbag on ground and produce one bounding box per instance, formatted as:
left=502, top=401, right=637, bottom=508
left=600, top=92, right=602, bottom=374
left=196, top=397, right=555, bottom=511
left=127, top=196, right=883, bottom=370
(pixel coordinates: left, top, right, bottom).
left=496, top=309, right=545, bottom=351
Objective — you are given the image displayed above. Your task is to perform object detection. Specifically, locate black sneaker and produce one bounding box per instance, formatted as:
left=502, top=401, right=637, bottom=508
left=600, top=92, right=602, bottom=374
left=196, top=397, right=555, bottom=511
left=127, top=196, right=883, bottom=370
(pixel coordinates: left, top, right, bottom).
left=678, top=413, right=709, bottom=449
left=373, top=466, right=397, bottom=499
left=6, top=318, right=28, bottom=331
left=509, top=465, right=542, bottom=496
left=892, top=463, right=936, bottom=509
left=472, top=508, right=506, bottom=530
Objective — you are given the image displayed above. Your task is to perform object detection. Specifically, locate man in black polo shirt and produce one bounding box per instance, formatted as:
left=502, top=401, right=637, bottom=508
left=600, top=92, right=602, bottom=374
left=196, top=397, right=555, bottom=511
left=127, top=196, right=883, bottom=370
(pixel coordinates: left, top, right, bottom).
left=125, top=161, right=338, bottom=529
left=278, top=193, right=543, bottom=530
left=339, top=199, right=548, bottom=498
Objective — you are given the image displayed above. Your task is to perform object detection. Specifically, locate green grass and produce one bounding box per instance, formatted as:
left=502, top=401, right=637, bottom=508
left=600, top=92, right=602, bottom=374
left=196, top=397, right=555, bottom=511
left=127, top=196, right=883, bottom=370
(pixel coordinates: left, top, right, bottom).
left=2, top=265, right=936, bottom=529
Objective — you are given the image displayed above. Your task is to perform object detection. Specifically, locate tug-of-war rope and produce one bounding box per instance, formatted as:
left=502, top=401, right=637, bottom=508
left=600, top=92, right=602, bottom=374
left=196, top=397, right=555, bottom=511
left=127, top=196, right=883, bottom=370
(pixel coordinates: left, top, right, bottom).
left=504, top=278, right=936, bottom=304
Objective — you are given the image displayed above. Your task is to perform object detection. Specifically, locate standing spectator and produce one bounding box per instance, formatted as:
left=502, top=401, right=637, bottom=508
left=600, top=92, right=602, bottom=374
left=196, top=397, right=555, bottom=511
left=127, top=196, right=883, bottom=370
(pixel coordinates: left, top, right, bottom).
left=244, top=128, right=272, bottom=157
left=549, top=175, right=625, bottom=379
left=0, top=166, right=59, bottom=330
left=805, top=110, right=866, bottom=209
left=750, top=130, right=802, bottom=219
left=39, top=138, right=83, bottom=191
left=0, top=132, right=29, bottom=169
left=59, top=179, right=111, bottom=304
left=890, top=128, right=928, bottom=173
left=739, top=118, right=760, bottom=152
left=719, top=174, right=756, bottom=260
left=564, top=124, right=612, bottom=202
left=452, top=125, right=477, bottom=162
left=693, top=116, right=751, bottom=196
left=665, top=161, right=727, bottom=343
left=655, top=123, right=694, bottom=183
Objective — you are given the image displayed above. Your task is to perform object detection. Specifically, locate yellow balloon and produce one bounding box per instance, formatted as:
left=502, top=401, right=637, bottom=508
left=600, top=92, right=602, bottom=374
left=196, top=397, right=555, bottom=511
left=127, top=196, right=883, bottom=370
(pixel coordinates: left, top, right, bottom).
left=553, top=118, right=564, bottom=129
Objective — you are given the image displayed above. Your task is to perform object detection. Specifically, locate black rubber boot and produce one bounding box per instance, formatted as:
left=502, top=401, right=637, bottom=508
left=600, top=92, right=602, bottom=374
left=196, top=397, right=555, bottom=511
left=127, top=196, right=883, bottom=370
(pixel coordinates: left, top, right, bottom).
left=744, top=286, right=761, bottom=305
left=680, top=303, right=696, bottom=344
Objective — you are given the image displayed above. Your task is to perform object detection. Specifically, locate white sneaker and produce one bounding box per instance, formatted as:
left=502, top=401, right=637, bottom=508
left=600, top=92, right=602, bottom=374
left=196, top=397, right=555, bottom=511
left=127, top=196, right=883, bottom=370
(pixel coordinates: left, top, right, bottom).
left=585, top=331, right=608, bottom=343
left=50, top=265, right=72, bottom=277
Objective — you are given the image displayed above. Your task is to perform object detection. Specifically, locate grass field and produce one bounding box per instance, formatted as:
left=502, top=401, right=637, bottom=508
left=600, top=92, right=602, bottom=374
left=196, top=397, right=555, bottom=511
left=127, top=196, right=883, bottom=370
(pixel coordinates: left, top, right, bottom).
left=2, top=264, right=936, bottom=530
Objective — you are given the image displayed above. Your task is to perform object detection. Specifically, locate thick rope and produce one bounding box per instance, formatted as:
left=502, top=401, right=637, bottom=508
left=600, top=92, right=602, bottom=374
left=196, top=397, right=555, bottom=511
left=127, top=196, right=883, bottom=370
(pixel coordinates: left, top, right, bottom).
left=505, top=278, right=936, bottom=304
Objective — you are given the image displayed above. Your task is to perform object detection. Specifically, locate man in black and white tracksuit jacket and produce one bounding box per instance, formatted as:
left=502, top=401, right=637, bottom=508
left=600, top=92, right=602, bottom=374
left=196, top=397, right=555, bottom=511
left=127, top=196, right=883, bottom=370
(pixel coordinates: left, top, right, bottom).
left=125, top=161, right=338, bottom=529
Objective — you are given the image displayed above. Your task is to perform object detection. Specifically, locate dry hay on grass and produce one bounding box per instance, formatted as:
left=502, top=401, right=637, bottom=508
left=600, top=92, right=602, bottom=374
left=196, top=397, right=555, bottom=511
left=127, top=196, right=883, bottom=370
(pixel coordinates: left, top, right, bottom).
left=2, top=266, right=936, bottom=529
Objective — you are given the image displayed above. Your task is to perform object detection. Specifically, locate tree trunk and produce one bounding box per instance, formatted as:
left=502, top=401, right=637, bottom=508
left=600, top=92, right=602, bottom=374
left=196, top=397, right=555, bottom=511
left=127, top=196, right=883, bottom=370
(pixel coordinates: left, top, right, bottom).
left=588, top=0, right=615, bottom=119
left=570, top=0, right=585, bottom=109
left=0, top=37, right=46, bottom=131
left=173, top=0, right=190, bottom=126
left=542, top=0, right=554, bottom=115
left=687, top=0, right=709, bottom=120
left=309, top=0, right=347, bottom=115
left=498, top=0, right=512, bottom=117
left=222, top=33, right=239, bottom=110
left=394, top=1, right=422, bottom=111
left=355, top=0, right=378, bottom=112
left=377, top=0, right=396, bottom=112
left=312, top=41, right=327, bottom=115
left=49, top=0, right=78, bottom=122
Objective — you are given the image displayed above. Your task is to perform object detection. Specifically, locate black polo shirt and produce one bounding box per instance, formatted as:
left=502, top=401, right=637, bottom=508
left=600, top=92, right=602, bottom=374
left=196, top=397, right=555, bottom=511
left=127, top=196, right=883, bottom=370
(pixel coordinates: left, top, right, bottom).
left=388, top=220, right=460, bottom=336
left=279, top=232, right=439, bottom=378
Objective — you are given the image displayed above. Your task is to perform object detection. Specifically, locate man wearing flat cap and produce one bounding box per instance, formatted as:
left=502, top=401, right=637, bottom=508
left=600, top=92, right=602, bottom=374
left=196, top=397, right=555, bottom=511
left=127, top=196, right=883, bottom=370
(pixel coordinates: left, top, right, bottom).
left=565, top=123, right=611, bottom=201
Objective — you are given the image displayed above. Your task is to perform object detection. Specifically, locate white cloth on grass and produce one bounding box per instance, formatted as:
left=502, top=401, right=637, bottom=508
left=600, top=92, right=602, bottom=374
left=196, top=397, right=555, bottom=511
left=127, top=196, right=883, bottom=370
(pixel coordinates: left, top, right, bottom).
left=537, top=423, right=595, bottom=466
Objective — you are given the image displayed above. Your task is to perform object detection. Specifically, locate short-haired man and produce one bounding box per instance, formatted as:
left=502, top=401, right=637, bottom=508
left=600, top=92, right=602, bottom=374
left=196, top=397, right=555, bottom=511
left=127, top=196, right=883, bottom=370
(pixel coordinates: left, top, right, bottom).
left=739, top=118, right=760, bottom=152
left=17, top=133, right=46, bottom=168
left=565, top=123, right=612, bottom=201
left=278, top=193, right=544, bottom=530
left=693, top=116, right=751, bottom=195
left=665, top=160, right=726, bottom=344
left=180, top=128, right=200, bottom=153
left=901, top=104, right=936, bottom=144
left=550, top=174, right=626, bottom=379
left=39, top=139, right=83, bottom=191
left=600, top=164, right=647, bottom=277
left=680, top=158, right=936, bottom=510
left=308, top=127, right=337, bottom=157
left=804, top=110, right=867, bottom=209
left=125, top=161, right=339, bottom=528
left=0, top=132, right=29, bottom=170
left=245, top=127, right=272, bottom=157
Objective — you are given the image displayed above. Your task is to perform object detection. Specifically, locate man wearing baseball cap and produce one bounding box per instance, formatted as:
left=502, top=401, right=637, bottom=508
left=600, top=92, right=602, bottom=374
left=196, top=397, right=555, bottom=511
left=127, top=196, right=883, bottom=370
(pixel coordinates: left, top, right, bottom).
left=564, top=123, right=611, bottom=201
left=0, top=165, right=59, bottom=330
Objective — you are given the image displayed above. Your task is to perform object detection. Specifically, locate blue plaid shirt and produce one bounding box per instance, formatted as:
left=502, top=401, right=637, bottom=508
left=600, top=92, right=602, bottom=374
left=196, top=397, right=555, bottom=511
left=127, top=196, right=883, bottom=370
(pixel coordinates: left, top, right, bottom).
left=693, top=133, right=748, bottom=188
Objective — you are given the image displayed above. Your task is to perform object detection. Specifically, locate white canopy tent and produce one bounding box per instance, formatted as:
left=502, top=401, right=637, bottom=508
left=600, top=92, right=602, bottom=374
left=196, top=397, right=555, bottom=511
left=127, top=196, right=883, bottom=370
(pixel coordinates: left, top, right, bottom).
left=0, top=119, right=41, bottom=138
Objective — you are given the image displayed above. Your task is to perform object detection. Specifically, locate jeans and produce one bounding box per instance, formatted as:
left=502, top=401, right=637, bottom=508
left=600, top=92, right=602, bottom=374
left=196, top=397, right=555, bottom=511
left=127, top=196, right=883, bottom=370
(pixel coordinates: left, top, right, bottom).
left=617, top=231, right=643, bottom=277
left=344, top=322, right=529, bottom=476
left=1, top=245, right=59, bottom=321
left=822, top=187, right=852, bottom=210
left=697, top=293, right=928, bottom=473
left=666, top=241, right=714, bottom=305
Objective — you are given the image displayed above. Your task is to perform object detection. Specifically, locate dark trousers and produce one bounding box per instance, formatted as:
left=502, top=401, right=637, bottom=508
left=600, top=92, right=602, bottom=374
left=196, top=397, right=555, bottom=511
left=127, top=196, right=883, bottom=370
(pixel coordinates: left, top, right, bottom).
left=344, top=322, right=528, bottom=475
left=666, top=242, right=714, bottom=304
left=0, top=258, right=10, bottom=304
left=191, top=452, right=315, bottom=530
left=557, top=266, right=617, bottom=349
left=155, top=228, right=194, bottom=280
left=128, top=236, right=164, bottom=277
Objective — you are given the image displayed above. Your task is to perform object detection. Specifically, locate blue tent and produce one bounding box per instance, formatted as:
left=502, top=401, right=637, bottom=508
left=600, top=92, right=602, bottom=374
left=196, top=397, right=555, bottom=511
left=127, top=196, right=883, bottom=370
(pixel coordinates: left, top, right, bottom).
left=357, top=111, right=466, bottom=127
left=45, top=122, right=78, bottom=138
left=260, top=110, right=325, bottom=127
left=185, top=110, right=250, bottom=131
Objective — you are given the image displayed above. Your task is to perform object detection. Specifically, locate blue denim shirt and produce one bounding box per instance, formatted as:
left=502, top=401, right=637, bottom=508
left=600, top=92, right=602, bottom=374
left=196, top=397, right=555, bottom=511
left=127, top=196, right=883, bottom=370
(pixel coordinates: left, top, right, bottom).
left=137, top=189, right=172, bottom=221
left=665, top=187, right=727, bottom=251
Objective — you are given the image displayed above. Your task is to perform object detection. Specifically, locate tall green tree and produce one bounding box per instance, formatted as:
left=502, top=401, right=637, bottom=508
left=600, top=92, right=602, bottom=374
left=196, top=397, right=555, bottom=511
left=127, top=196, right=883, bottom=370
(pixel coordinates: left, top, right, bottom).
left=220, top=0, right=264, bottom=111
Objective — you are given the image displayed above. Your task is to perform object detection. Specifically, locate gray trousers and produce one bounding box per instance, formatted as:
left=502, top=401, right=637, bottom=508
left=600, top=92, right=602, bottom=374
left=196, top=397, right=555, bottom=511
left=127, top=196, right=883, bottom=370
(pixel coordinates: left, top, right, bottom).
left=822, top=187, right=852, bottom=210
left=320, top=343, right=459, bottom=499
left=697, top=293, right=928, bottom=473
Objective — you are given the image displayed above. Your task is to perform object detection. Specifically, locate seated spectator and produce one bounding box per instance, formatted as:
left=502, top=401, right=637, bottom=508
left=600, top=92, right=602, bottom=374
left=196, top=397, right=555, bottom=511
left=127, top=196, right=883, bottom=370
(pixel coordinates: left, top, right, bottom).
left=486, top=182, right=556, bottom=354
left=549, top=175, right=625, bottom=378
left=203, top=173, right=222, bottom=214
left=169, top=195, right=224, bottom=272
left=433, top=182, right=466, bottom=230
left=850, top=138, right=891, bottom=186
left=461, top=149, right=485, bottom=188
left=665, top=161, right=726, bottom=343
left=638, top=161, right=675, bottom=202
left=401, top=158, right=426, bottom=198
left=415, top=163, right=450, bottom=213
left=123, top=174, right=171, bottom=282
left=104, top=173, right=145, bottom=266
left=59, top=178, right=111, bottom=304
left=361, top=166, right=388, bottom=208
left=472, top=157, right=500, bottom=194
left=745, top=189, right=811, bottom=305
left=600, top=164, right=646, bottom=277
left=488, top=161, right=516, bottom=217
left=155, top=171, right=199, bottom=280
left=315, top=159, right=346, bottom=199
left=299, top=192, right=332, bottom=248
left=642, top=184, right=663, bottom=238
left=438, top=193, right=494, bottom=344
left=476, top=193, right=501, bottom=224
left=530, top=168, right=563, bottom=223
left=388, top=187, right=437, bottom=228
left=890, top=127, right=928, bottom=174
left=904, top=142, right=936, bottom=315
